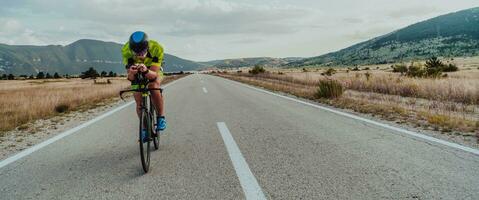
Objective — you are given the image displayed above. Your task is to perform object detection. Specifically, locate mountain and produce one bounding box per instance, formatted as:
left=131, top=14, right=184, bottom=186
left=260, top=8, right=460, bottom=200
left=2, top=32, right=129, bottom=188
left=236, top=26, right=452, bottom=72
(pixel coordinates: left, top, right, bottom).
left=200, top=57, right=302, bottom=68
left=0, top=39, right=203, bottom=75
left=290, top=7, right=479, bottom=67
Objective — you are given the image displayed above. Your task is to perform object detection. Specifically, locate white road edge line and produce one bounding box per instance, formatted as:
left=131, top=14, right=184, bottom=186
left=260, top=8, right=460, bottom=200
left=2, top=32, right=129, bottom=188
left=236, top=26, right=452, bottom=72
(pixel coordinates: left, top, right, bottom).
left=0, top=77, right=184, bottom=169
left=216, top=122, right=266, bottom=200
left=215, top=76, right=479, bottom=156
left=202, top=87, right=208, bottom=93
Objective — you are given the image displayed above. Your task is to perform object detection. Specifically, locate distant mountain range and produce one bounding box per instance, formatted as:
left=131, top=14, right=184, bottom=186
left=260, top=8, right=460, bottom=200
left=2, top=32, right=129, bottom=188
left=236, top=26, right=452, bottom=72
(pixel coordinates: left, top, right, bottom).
left=0, top=39, right=203, bottom=75
left=1, top=7, right=479, bottom=75
left=289, top=7, right=479, bottom=67
left=200, top=57, right=302, bottom=69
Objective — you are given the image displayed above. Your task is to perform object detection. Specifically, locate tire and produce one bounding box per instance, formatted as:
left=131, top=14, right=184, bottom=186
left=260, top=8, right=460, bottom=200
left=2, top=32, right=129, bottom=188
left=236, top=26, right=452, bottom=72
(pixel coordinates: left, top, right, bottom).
left=139, top=109, right=151, bottom=173
left=150, top=98, right=160, bottom=150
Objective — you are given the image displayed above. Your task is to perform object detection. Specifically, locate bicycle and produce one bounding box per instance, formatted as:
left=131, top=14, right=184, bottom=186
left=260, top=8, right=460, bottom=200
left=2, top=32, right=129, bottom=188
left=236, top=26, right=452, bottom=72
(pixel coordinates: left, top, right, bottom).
left=120, top=73, right=162, bottom=173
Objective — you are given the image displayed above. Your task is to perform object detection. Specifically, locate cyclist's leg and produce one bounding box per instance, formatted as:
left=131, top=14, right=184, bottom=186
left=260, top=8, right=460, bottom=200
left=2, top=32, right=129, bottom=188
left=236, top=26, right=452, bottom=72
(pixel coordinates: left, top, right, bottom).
left=133, top=92, right=142, bottom=118
left=148, top=72, right=164, bottom=117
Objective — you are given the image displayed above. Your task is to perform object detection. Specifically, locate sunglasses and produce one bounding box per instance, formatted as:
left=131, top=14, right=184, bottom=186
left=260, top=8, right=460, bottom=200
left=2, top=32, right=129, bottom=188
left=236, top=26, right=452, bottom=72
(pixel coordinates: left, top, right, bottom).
left=132, top=49, right=148, bottom=57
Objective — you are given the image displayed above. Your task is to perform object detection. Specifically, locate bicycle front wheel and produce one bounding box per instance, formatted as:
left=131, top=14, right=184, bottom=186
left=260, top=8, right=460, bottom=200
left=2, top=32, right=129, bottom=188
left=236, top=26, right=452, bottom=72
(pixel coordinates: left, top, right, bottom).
left=139, top=109, right=151, bottom=173
left=150, top=98, right=159, bottom=150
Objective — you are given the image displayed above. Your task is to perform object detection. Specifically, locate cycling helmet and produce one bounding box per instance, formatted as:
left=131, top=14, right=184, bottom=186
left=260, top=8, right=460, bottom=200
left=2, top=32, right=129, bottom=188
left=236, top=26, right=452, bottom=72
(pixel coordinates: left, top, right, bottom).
left=129, top=31, right=149, bottom=55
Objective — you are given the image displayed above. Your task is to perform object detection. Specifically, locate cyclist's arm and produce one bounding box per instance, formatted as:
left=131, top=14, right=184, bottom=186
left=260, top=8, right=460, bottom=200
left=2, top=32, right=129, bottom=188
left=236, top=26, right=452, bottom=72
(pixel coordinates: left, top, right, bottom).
left=143, top=65, right=160, bottom=80
left=127, top=65, right=138, bottom=81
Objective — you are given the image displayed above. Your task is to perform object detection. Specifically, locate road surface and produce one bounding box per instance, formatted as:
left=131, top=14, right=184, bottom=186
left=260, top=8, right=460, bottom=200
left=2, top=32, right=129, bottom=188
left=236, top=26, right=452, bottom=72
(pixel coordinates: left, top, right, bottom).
left=1, top=74, right=478, bottom=199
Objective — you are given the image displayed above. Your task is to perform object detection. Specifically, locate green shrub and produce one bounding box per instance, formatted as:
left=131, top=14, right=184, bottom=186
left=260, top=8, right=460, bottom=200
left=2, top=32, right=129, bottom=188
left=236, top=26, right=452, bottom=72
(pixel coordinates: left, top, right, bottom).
left=392, top=64, right=408, bottom=73
left=321, top=68, right=336, bottom=76
left=352, top=66, right=360, bottom=71
left=315, top=79, right=344, bottom=99
left=249, top=65, right=266, bottom=75
left=424, top=57, right=443, bottom=78
left=442, top=64, right=458, bottom=72
left=55, top=104, right=69, bottom=113
left=406, top=65, right=425, bottom=77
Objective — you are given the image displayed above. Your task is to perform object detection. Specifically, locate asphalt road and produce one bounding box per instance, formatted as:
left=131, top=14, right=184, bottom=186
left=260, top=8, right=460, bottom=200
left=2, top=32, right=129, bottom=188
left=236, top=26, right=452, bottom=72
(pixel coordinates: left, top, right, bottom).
left=1, top=74, right=478, bottom=200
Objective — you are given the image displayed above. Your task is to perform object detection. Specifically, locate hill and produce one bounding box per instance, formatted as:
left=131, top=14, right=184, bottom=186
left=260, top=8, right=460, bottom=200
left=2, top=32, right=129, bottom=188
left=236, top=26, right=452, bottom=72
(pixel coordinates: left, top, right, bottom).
left=290, top=7, right=479, bottom=67
left=200, top=57, right=302, bottom=68
left=0, top=39, right=203, bottom=75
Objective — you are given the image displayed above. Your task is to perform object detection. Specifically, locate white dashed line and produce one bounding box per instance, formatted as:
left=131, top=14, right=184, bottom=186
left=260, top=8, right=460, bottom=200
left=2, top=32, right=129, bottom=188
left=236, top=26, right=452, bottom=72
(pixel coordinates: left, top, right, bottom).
left=216, top=122, right=266, bottom=200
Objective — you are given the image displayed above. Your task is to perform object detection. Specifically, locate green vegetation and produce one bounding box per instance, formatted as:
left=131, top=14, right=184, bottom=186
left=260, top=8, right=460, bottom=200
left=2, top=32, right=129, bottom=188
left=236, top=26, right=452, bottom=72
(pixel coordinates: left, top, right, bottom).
left=315, top=79, right=344, bottom=99
left=288, top=7, right=479, bottom=67
left=0, top=39, right=203, bottom=75
left=391, top=57, right=459, bottom=78
left=249, top=65, right=266, bottom=74
left=80, top=67, right=100, bottom=79
left=321, top=68, right=336, bottom=76
left=392, top=64, right=408, bottom=74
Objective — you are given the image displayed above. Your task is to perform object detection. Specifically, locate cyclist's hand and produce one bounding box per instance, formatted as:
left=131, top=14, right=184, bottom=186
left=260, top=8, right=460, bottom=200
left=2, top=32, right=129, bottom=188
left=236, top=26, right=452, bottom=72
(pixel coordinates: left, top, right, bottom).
left=127, top=65, right=138, bottom=75
left=138, top=64, right=148, bottom=73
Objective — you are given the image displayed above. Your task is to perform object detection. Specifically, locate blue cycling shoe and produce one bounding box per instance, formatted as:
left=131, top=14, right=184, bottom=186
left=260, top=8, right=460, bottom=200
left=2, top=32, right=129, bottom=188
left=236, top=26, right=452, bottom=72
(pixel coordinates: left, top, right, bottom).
left=156, top=116, right=166, bottom=132
left=140, top=129, right=148, bottom=143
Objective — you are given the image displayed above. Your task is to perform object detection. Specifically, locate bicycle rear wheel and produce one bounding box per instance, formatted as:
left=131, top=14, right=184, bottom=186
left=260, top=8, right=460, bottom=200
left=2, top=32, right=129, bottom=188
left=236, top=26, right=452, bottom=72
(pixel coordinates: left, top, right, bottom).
left=150, top=98, right=160, bottom=150
left=139, top=109, right=151, bottom=173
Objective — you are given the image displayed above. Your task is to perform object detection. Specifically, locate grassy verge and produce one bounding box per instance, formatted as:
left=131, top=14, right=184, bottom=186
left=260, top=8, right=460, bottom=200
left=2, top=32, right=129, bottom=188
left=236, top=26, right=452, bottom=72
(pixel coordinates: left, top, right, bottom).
left=216, top=73, right=478, bottom=139
left=0, top=74, right=187, bottom=134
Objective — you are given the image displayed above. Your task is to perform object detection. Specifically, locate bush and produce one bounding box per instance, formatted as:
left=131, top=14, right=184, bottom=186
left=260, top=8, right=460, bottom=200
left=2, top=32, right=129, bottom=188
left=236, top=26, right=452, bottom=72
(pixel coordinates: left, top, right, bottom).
left=54, top=104, right=69, bottom=113
left=37, top=72, right=45, bottom=79
left=352, top=66, right=360, bottom=71
left=249, top=65, right=266, bottom=75
left=424, top=57, right=443, bottom=78
left=407, top=65, right=425, bottom=77
left=315, top=79, right=344, bottom=99
left=392, top=64, right=408, bottom=73
left=322, top=68, right=336, bottom=76
left=81, top=67, right=100, bottom=79
left=442, top=64, right=458, bottom=72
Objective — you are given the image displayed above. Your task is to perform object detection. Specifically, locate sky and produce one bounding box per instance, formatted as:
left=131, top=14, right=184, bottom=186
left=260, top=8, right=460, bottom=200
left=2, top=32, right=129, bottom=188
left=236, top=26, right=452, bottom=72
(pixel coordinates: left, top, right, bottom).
left=0, top=0, right=477, bottom=61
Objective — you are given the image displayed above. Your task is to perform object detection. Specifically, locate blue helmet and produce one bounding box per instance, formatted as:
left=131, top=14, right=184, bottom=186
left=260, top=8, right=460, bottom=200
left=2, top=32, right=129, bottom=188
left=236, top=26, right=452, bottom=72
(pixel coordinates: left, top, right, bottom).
left=129, top=31, right=149, bottom=54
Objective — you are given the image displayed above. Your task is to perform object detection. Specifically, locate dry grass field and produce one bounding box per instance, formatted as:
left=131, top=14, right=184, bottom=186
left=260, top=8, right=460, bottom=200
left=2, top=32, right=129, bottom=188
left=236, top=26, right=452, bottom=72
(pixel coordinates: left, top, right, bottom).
left=0, top=75, right=186, bottom=133
left=216, top=58, right=479, bottom=139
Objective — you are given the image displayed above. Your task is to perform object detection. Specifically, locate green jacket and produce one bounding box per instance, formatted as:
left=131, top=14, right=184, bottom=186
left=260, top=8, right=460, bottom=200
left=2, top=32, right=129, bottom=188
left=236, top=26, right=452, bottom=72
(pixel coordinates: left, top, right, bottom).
left=122, top=40, right=164, bottom=68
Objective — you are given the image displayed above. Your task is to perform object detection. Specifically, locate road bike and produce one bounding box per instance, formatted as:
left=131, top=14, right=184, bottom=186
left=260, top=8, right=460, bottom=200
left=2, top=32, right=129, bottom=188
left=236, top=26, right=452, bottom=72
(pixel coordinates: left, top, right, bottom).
left=120, top=73, right=162, bottom=173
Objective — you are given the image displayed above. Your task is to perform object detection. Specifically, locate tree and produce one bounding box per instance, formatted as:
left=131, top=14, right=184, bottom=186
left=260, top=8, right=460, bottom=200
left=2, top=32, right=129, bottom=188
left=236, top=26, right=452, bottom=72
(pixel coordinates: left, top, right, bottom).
left=46, top=73, right=53, bottom=79
left=53, top=72, right=61, bottom=79
left=7, top=74, right=15, bottom=80
left=424, top=57, right=443, bottom=78
left=249, top=65, right=266, bottom=75
left=37, top=72, right=45, bottom=79
left=100, top=71, right=108, bottom=77
left=81, top=67, right=100, bottom=79
left=108, top=71, right=115, bottom=77
left=1, top=74, right=7, bottom=80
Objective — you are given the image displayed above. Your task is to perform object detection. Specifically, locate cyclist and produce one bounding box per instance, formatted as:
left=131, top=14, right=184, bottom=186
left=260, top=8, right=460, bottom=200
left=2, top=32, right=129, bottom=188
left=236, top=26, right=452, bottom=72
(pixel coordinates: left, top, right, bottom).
left=122, top=31, right=166, bottom=133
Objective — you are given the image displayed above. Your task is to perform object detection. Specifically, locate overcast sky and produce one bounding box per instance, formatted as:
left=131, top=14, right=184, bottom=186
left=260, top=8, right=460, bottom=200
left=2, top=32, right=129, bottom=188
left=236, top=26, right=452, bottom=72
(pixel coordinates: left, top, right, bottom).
left=0, top=0, right=477, bottom=61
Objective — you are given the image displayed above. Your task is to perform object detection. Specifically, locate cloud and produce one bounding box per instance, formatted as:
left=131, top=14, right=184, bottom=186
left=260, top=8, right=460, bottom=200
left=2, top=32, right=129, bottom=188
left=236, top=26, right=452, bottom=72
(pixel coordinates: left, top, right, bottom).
left=0, top=0, right=478, bottom=60
left=387, top=5, right=440, bottom=18
left=0, top=18, right=43, bottom=45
